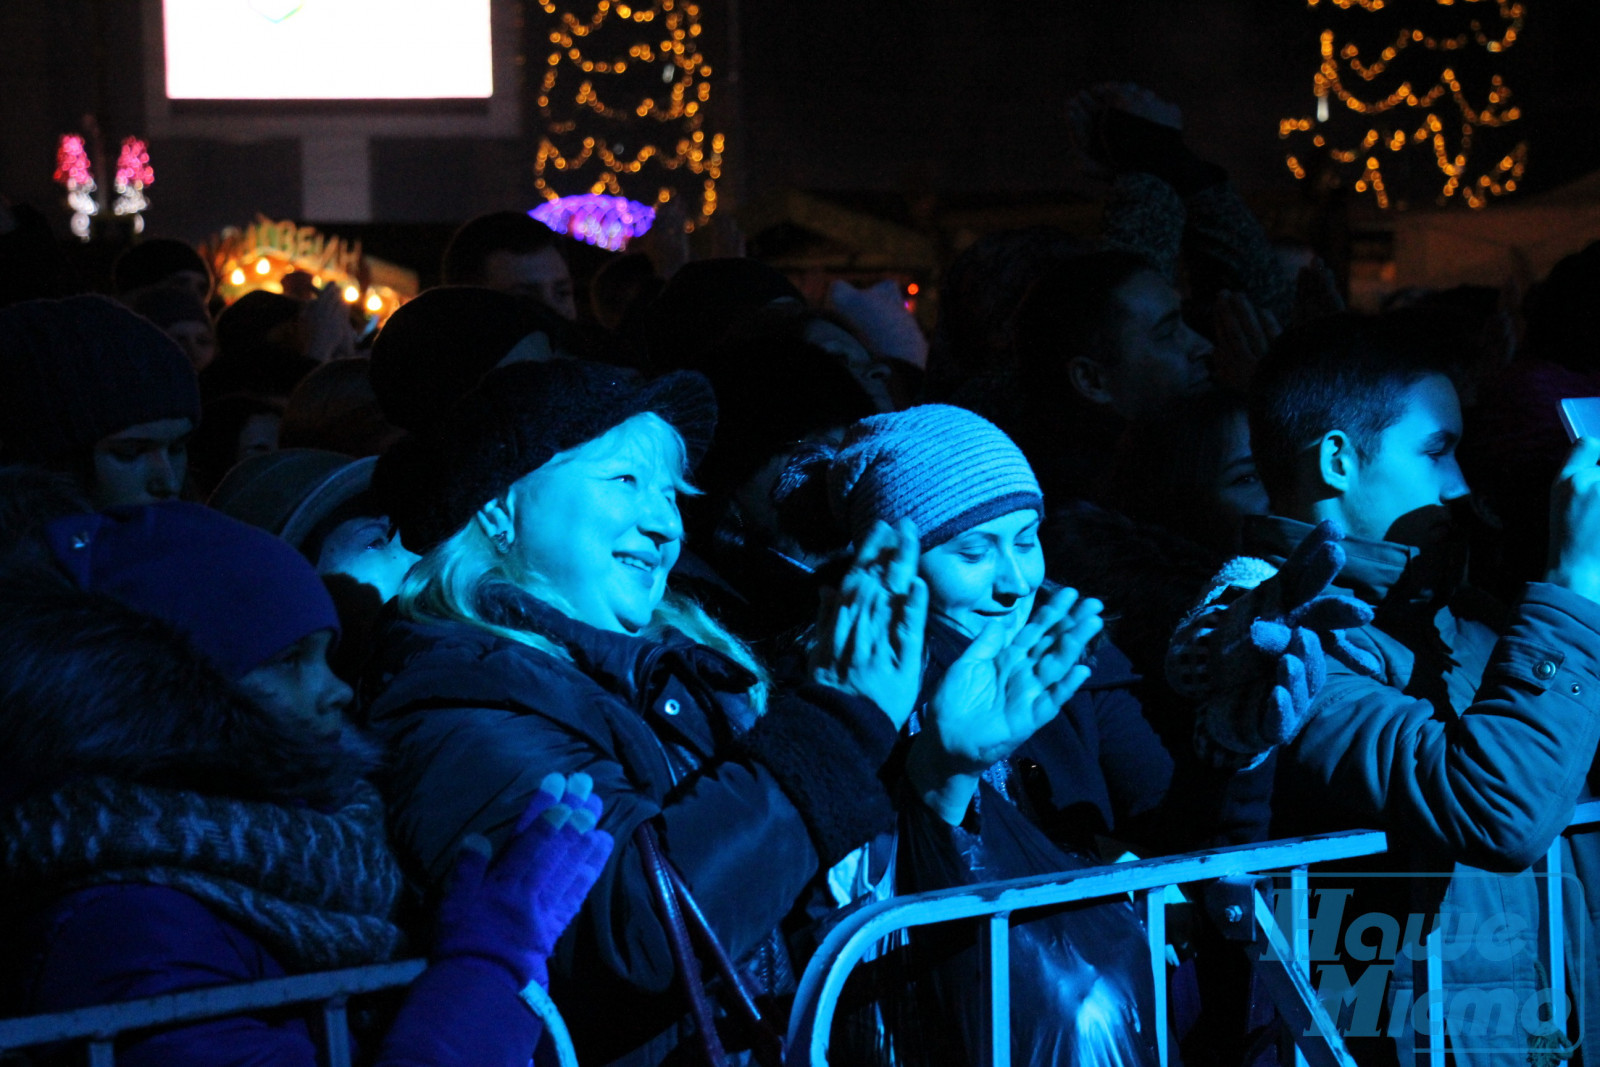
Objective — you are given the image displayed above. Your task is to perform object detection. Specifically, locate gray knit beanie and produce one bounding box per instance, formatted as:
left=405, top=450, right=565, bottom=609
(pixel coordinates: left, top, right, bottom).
left=828, top=404, right=1044, bottom=549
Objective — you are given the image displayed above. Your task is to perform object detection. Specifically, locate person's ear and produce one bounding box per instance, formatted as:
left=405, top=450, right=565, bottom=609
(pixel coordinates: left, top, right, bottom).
left=1316, top=430, right=1356, bottom=492
left=474, top=495, right=516, bottom=552
left=1066, top=356, right=1115, bottom=407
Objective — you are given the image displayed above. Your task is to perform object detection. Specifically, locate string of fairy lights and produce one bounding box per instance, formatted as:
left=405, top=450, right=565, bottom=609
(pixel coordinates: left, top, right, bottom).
left=1280, top=0, right=1527, bottom=209
left=533, top=0, right=725, bottom=230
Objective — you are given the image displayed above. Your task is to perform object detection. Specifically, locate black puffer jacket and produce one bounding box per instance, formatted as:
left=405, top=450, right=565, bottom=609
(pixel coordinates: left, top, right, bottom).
left=357, top=584, right=900, bottom=1067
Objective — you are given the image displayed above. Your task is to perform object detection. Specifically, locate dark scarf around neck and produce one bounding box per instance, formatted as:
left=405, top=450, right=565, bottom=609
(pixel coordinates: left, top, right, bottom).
left=0, top=776, right=404, bottom=971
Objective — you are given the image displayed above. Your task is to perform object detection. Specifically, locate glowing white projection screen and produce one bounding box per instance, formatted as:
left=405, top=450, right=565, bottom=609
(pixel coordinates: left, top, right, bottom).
left=162, top=0, right=493, bottom=100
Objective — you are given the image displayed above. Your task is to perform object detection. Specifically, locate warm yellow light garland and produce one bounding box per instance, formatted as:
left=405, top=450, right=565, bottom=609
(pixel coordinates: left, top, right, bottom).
left=1281, top=0, right=1527, bottom=209
left=533, top=0, right=725, bottom=228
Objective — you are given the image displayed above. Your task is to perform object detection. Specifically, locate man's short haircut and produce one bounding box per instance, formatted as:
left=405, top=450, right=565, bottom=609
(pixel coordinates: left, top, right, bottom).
left=1011, top=247, right=1155, bottom=399
left=1249, top=310, right=1465, bottom=507
left=441, top=212, right=563, bottom=286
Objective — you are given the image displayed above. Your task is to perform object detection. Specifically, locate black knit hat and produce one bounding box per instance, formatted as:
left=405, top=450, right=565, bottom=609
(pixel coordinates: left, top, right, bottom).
left=375, top=360, right=716, bottom=555
left=0, top=295, right=201, bottom=465
left=126, top=284, right=211, bottom=331
left=214, top=290, right=302, bottom=356
left=369, top=286, right=580, bottom=433
left=112, top=238, right=211, bottom=296
left=645, top=258, right=803, bottom=372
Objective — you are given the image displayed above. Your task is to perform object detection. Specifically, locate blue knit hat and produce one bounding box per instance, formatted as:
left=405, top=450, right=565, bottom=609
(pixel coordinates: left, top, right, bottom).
left=829, top=404, right=1044, bottom=549
left=44, top=501, right=339, bottom=681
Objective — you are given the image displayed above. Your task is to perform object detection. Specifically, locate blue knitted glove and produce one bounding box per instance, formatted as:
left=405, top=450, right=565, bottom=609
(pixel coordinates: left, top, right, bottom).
left=433, top=773, right=615, bottom=990
left=1169, top=520, right=1380, bottom=767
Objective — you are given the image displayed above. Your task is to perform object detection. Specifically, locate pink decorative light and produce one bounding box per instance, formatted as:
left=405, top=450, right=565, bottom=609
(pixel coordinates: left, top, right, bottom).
left=115, top=137, right=154, bottom=189
left=54, top=135, right=93, bottom=187
left=54, top=134, right=99, bottom=240
left=530, top=194, right=654, bottom=252
left=112, top=136, right=153, bottom=232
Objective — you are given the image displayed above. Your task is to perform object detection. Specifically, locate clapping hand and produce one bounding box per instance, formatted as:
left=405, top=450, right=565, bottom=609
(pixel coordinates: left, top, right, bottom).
left=433, top=772, right=615, bottom=990
left=811, top=519, right=929, bottom=729
left=909, top=587, right=1104, bottom=822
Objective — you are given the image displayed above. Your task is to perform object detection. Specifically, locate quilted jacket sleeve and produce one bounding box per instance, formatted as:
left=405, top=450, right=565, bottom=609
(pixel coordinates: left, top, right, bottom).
left=1283, top=583, right=1600, bottom=872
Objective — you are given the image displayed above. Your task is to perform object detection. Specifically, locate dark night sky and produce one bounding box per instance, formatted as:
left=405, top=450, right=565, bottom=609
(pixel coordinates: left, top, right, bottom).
left=736, top=0, right=1600, bottom=200
left=1, top=1, right=1596, bottom=242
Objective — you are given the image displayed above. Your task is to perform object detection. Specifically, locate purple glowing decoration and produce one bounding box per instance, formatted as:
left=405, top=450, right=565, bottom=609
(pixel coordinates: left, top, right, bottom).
left=529, top=194, right=655, bottom=252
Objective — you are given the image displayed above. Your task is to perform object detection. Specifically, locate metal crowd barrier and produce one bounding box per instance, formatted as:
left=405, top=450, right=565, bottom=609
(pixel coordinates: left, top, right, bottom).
left=786, top=829, right=1391, bottom=1067
left=0, top=960, right=426, bottom=1067
left=3, top=805, right=1597, bottom=1067
left=790, top=800, right=1600, bottom=1067
left=1408, top=798, right=1600, bottom=1067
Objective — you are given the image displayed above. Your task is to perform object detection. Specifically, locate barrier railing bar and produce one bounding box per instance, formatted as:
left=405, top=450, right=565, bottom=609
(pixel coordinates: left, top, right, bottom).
left=978, top=911, right=1011, bottom=1067
left=0, top=960, right=426, bottom=1052
left=1251, top=887, right=1357, bottom=1067
left=1544, top=842, right=1566, bottom=1046
left=1146, top=889, right=1169, bottom=1067
left=1290, top=865, right=1312, bottom=1067
left=1424, top=921, right=1444, bottom=1067
left=324, top=996, right=352, bottom=1067
left=789, top=829, right=1388, bottom=1066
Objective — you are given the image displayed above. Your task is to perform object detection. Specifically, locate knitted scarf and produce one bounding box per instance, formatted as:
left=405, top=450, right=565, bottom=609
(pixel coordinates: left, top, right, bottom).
left=0, top=776, right=404, bottom=971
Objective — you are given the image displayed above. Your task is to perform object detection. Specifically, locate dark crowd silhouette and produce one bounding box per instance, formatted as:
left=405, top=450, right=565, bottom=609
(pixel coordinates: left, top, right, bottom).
left=3, top=84, right=1600, bottom=1067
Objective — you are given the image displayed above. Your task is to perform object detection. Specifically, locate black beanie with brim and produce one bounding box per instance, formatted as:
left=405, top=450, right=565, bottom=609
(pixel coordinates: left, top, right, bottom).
left=374, top=359, right=716, bottom=556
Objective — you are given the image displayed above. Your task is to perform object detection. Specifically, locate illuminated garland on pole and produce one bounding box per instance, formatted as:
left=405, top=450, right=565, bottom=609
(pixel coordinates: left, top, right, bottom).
left=113, top=137, right=154, bottom=234
left=1279, top=0, right=1527, bottom=209
left=532, top=0, right=725, bottom=245
left=54, top=135, right=99, bottom=241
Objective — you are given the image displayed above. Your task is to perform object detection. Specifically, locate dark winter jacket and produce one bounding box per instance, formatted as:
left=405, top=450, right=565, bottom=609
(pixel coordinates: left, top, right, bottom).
left=9, top=883, right=545, bottom=1067
left=0, top=577, right=560, bottom=1067
left=1239, top=515, right=1600, bottom=1066
left=357, top=584, right=900, bottom=1067
left=920, top=618, right=1272, bottom=857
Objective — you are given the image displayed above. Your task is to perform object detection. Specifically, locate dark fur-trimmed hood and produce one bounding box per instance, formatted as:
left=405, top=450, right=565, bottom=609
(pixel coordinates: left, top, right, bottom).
left=0, top=567, right=375, bottom=808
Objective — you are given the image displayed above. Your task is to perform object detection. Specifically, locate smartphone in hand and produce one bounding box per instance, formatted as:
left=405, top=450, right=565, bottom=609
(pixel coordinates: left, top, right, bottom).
left=1559, top=398, right=1600, bottom=443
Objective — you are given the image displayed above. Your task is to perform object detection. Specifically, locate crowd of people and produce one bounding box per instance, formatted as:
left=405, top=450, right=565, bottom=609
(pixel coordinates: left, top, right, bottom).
left=2, top=83, right=1600, bottom=1067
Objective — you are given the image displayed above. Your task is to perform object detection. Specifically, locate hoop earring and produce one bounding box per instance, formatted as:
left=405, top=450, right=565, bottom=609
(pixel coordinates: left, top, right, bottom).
left=492, top=530, right=511, bottom=554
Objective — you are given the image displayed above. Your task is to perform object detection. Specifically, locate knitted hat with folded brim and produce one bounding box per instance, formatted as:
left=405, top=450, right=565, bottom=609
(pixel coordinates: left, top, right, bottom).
left=827, top=404, right=1044, bottom=549
left=374, top=359, right=717, bottom=556
left=0, top=295, right=201, bottom=465
left=44, top=501, right=340, bottom=681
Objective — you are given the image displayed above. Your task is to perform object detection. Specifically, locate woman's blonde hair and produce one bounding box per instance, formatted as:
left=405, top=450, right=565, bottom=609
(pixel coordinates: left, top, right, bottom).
left=396, top=412, right=768, bottom=709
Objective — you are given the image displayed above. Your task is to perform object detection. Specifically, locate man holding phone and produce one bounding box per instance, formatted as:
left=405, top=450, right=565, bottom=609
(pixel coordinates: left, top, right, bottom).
left=1170, top=311, right=1600, bottom=1065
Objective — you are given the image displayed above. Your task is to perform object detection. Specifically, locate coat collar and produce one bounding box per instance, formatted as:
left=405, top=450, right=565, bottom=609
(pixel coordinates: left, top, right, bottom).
left=1241, top=514, right=1463, bottom=610
left=474, top=581, right=757, bottom=701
